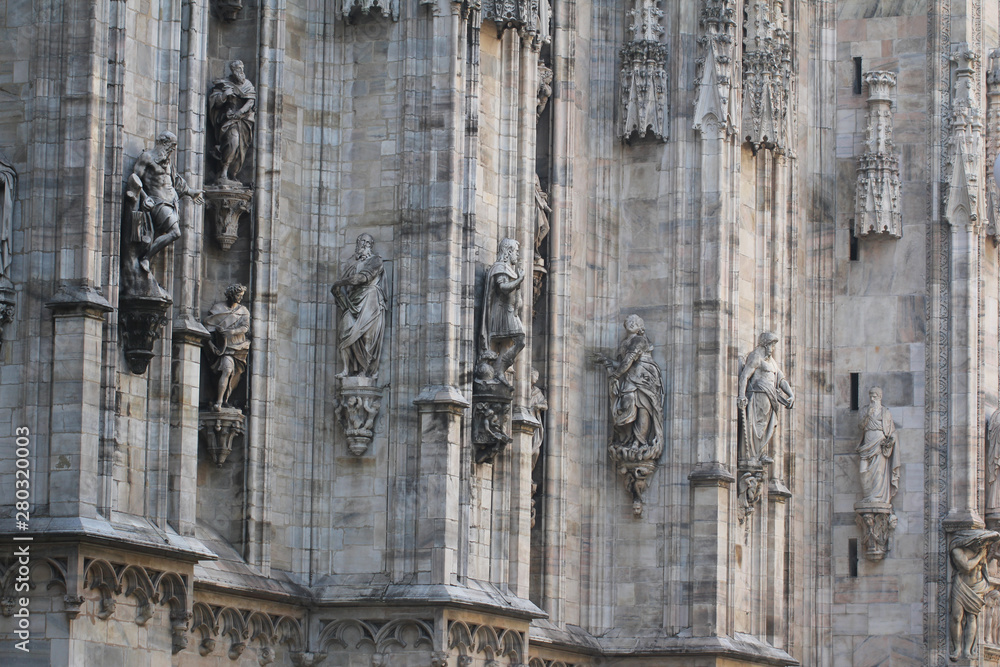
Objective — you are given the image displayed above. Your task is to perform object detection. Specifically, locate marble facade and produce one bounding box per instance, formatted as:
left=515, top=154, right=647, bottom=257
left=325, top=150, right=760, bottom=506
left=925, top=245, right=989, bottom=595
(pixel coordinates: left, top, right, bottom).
left=1, top=1, right=1000, bottom=666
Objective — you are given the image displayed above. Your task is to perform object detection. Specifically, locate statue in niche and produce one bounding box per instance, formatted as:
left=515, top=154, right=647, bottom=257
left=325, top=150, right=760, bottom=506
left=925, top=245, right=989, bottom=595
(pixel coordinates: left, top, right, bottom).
left=331, top=233, right=387, bottom=379
left=120, top=131, right=203, bottom=375
left=479, top=237, right=526, bottom=388
left=209, top=60, right=257, bottom=186
left=593, top=314, right=665, bottom=514
left=533, top=175, right=551, bottom=266
left=127, top=131, right=204, bottom=277
left=529, top=367, right=548, bottom=468
left=205, top=283, right=251, bottom=411
left=537, top=62, right=553, bottom=117
left=0, top=153, right=16, bottom=356
left=737, top=331, right=794, bottom=466
left=0, top=152, right=14, bottom=284
left=857, top=387, right=900, bottom=504
left=529, top=367, right=548, bottom=527
left=949, top=529, right=1000, bottom=661
left=987, top=408, right=1000, bottom=514
left=331, top=234, right=388, bottom=456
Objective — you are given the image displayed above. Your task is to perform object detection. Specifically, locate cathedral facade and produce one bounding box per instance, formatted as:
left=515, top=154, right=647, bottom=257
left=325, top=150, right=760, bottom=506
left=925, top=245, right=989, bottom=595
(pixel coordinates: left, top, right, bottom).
left=1, top=0, right=999, bottom=665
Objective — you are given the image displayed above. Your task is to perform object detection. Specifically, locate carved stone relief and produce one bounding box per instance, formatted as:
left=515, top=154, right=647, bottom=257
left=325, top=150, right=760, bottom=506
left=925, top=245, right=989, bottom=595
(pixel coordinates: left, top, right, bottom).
left=191, top=600, right=307, bottom=662
left=331, top=234, right=388, bottom=455
left=693, top=0, right=737, bottom=135
left=854, top=387, right=900, bottom=561
left=482, top=0, right=550, bottom=42
left=448, top=620, right=526, bottom=666
left=336, top=0, right=399, bottom=21
left=619, top=0, right=668, bottom=142
left=318, top=618, right=433, bottom=657
left=472, top=238, right=526, bottom=464
left=740, top=0, right=791, bottom=153
left=593, top=315, right=665, bottom=515
left=736, top=332, right=793, bottom=528
left=949, top=530, right=1000, bottom=661
left=120, top=131, right=204, bottom=374
left=945, top=46, right=984, bottom=230
left=205, top=61, right=256, bottom=251
left=855, top=72, right=902, bottom=239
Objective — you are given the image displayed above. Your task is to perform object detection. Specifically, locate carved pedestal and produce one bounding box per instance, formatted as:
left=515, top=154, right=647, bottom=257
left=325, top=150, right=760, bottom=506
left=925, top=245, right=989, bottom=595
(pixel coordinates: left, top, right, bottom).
left=737, top=461, right=766, bottom=531
left=199, top=408, right=245, bottom=467
left=119, top=293, right=172, bottom=375
left=855, top=501, right=896, bottom=561
left=0, top=283, right=14, bottom=354
left=610, top=456, right=658, bottom=516
left=472, top=383, right=513, bottom=465
left=336, top=376, right=383, bottom=456
left=205, top=186, right=252, bottom=251
left=212, top=0, right=243, bottom=21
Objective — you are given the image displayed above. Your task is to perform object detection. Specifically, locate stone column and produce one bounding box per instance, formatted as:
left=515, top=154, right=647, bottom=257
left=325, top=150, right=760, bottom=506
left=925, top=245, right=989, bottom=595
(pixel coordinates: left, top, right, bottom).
left=689, top=0, right=739, bottom=631
left=45, top=292, right=112, bottom=518
left=414, top=388, right=470, bottom=585
left=943, top=48, right=985, bottom=532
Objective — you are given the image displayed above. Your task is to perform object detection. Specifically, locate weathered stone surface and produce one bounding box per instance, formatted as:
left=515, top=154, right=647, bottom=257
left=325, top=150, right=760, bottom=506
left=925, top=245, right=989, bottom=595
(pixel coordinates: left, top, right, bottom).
left=2, top=1, right=999, bottom=666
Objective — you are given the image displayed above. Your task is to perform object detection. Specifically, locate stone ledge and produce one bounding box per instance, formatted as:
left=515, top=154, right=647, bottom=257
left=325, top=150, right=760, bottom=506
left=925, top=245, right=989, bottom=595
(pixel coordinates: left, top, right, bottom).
left=2, top=516, right=217, bottom=563
left=688, top=461, right=737, bottom=486
left=309, top=579, right=546, bottom=621
left=595, top=633, right=798, bottom=666
left=413, top=384, right=471, bottom=410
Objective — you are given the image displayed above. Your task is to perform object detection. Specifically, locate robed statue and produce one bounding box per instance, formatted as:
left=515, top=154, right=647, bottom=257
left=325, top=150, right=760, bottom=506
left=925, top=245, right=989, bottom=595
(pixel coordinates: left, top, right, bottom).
left=209, top=60, right=257, bottom=185
left=331, top=234, right=387, bottom=379
left=857, top=387, right=900, bottom=504
left=737, top=331, right=794, bottom=466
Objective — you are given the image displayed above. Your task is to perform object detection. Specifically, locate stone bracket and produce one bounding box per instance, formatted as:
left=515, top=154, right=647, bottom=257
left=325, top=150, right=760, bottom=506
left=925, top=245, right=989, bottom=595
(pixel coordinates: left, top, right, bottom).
left=736, top=462, right=766, bottom=537
left=854, top=501, right=896, bottom=561
left=205, top=186, right=252, bottom=251
left=199, top=408, right=245, bottom=466
left=119, top=293, right=172, bottom=375
left=472, top=385, right=514, bottom=465
left=336, top=377, right=384, bottom=456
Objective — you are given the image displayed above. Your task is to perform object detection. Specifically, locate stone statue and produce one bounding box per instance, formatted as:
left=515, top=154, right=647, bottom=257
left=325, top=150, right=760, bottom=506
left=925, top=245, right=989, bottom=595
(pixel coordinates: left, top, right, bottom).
left=533, top=175, right=551, bottom=266
left=593, top=315, right=665, bottom=514
left=537, top=63, right=554, bottom=117
left=209, top=60, right=257, bottom=185
left=949, top=530, right=1000, bottom=661
left=0, top=152, right=14, bottom=283
left=857, top=387, right=900, bottom=504
left=120, top=131, right=203, bottom=375
left=737, top=331, right=794, bottom=466
left=988, top=408, right=1000, bottom=514
left=205, top=284, right=251, bottom=411
left=479, top=238, right=526, bottom=388
left=126, top=131, right=204, bottom=275
left=331, top=234, right=387, bottom=379
left=529, top=367, right=548, bottom=469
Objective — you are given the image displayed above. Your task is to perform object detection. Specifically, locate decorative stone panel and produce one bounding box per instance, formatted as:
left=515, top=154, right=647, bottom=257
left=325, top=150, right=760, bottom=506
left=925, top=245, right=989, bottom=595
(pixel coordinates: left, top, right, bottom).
left=619, top=0, right=668, bottom=142
left=855, top=71, right=902, bottom=239
left=741, top=0, right=791, bottom=153
left=693, top=0, right=737, bottom=135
